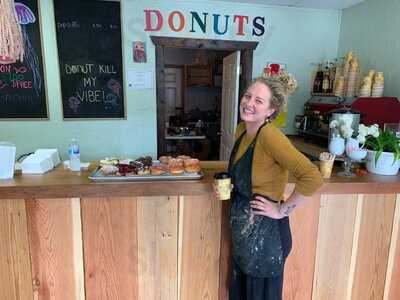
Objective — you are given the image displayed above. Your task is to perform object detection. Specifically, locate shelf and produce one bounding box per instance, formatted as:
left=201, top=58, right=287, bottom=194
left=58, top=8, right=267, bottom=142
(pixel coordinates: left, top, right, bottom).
left=185, top=64, right=212, bottom=86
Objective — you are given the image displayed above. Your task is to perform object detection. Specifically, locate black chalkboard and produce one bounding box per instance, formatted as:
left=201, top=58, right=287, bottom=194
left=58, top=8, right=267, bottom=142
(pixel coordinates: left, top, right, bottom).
left=54, top=0, right=125, bottom=119
left=0, top=0, right=48, bottom=119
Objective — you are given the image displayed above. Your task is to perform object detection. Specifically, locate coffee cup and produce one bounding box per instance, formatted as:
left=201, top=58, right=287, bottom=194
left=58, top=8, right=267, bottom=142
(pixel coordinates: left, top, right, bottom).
left=214, top=172, right=231, bottom=200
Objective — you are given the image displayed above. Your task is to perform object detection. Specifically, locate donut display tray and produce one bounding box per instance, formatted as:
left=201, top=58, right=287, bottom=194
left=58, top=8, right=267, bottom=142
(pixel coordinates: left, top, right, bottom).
left=88, top=162, right=203, bottom=182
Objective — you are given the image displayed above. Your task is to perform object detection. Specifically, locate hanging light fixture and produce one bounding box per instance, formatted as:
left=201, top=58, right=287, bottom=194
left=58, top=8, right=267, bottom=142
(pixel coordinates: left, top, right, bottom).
left=0, top=0, right=25, bottom=64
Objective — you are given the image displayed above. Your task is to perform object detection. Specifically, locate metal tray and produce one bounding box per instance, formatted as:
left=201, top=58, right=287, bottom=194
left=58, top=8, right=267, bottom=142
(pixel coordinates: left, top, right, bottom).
left=88, top=167, right=203, bottom=182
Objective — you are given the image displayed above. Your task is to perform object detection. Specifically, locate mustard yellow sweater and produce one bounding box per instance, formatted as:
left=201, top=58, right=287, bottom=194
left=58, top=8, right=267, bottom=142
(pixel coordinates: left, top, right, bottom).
left=233, top=122, right=323, bottom=201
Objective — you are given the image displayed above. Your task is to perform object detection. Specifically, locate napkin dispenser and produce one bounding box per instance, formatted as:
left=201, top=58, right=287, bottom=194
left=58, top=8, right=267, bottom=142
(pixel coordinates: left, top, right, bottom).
left=0, top=142, right=16, bottom=179
left=21, top=149, right=60, bottom=174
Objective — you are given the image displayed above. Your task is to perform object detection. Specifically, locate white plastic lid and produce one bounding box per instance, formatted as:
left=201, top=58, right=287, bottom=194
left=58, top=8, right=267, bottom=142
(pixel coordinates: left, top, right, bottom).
left=0, top=141, right=15, bottom=146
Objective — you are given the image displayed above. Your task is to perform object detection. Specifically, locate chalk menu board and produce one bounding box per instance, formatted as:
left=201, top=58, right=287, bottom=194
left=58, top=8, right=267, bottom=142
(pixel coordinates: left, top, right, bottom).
left=0, top=0, right=48, bottom=119
left=54, top=0, right=125, bottom=119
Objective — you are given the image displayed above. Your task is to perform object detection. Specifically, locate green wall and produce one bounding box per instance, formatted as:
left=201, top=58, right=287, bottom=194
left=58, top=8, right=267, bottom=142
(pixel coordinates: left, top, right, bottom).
left=339, top=0, right=400, bottom=98
left=0, top=0, right=341, bottom=160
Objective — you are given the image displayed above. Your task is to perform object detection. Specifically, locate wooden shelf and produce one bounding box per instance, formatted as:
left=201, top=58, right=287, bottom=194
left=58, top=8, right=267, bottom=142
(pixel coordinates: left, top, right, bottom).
left=185, top=64, right=212, bottom=86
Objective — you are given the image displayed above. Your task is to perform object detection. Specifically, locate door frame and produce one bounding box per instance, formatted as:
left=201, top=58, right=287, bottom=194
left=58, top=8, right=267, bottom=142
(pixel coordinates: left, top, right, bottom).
left=151, top=36, right=258, bottom=157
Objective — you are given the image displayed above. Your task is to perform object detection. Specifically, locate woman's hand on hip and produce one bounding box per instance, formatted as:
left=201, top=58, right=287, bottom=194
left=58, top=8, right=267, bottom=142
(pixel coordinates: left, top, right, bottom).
left=250, top=195, right=284, bottom=219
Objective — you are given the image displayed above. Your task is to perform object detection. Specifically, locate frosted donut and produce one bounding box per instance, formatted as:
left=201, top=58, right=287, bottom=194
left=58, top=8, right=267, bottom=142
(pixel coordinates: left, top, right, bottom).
left=151, top=166, right=167, bottom=175
left=169, top=166, right=184, bottom=175
left=184, top=164, right=201, bottom=173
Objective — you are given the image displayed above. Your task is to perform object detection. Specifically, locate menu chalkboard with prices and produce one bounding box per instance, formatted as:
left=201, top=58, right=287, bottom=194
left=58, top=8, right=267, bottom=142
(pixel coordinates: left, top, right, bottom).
left=0, top=0, right=48, bottom=119
left=54, top=0, right=125, bottom=119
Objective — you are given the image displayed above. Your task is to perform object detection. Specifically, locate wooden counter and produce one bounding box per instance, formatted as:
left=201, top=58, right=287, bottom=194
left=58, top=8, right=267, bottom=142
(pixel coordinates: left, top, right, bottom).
left=1, top=162, right=399, bottom=300
left=1, top=161, right=399, bottom=198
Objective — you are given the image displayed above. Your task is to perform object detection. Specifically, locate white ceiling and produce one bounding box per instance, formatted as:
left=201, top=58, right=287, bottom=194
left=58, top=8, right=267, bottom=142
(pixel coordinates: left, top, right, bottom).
left=209, top=0, right=364, bottom=9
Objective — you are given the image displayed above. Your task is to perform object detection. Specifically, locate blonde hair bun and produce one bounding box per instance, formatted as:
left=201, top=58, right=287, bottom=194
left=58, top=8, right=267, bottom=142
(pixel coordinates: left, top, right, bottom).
left=262, top=71, right=298, bottom=96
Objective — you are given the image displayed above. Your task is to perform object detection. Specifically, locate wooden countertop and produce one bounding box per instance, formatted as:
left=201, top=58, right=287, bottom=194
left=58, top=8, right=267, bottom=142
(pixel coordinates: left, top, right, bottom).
left=0, top=161, right=399, bottom=199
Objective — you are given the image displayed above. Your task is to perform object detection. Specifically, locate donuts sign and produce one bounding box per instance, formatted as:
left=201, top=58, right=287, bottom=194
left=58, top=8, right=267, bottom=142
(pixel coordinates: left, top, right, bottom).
left=143, top=10, right=266, bottom=37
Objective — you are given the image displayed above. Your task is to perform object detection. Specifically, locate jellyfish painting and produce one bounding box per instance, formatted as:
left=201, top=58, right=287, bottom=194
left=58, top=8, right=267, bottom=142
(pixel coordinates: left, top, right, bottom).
left=14, top=2, right=41, bottom=96
left=0, top=0, right=24, bottom=64
left=14, top=2, right=36, bottom=25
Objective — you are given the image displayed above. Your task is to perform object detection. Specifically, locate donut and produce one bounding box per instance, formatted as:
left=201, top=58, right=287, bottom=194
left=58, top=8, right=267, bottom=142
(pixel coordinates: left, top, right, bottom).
left=169, top=165, right=184, bottom=175
left=183, top=158, right=199, bottom=167
left=159, top=156, right=172, bottom=165
left=136, top=156, right=152, bottom=167
left=169, top=158, right=184, bottom=167
left=151, top=165, right=167, bottom=175
left=100, top=165, right=119, bottom=175
left=184, top=164, right=201, bottom=173
left=177, top=155, right=191, bottom=160
left=100, top=157, right=119, bottom=166
left=137, top=168, right=150, bottom=176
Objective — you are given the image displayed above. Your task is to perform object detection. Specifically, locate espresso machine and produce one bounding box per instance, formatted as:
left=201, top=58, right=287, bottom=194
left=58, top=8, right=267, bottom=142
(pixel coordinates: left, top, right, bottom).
left=296, top=95, right=353, bottom=145
left=295, top=95, right=400, bottom=145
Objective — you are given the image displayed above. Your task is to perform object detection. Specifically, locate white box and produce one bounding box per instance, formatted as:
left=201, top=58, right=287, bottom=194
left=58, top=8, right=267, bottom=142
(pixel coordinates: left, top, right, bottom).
left=0, top=142, right=16, bottom=179
left=34, top=149, right=60, bottom=167
left=21, top=153, right=54, bottom=174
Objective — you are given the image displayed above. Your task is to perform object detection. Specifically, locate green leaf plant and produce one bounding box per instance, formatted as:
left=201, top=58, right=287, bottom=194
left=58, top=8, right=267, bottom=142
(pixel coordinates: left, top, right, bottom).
left=364, top=128, right=400, bottom=166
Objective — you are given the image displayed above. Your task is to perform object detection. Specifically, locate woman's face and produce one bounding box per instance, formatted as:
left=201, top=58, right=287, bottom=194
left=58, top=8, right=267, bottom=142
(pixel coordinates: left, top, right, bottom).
left=240, top=82, right=275, bottom=124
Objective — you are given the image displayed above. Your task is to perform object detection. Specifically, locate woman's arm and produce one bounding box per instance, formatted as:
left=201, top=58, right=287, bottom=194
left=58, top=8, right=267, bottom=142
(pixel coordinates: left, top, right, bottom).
left=279, top=190, right=308, bottom=216
left=250, top=126, right=323, bottom=218
left=250, top=190, right=310, bottom=219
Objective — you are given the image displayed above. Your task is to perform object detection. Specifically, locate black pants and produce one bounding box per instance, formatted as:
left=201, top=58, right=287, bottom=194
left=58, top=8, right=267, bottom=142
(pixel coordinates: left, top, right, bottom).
left=229, top=217, right=292, bottom=300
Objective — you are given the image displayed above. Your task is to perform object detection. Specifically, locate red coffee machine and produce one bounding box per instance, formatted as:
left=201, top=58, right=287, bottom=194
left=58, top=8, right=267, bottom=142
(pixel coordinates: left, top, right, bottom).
left=297, top=95, right=400, bottom=144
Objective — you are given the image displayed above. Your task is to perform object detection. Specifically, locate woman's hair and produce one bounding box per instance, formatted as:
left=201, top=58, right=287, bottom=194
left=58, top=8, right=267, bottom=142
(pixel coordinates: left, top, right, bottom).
left=244, top=77, right=289, bottom=120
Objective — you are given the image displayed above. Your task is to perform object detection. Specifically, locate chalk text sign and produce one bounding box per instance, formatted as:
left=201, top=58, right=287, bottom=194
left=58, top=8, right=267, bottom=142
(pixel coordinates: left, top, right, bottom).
left=54, top=0, right=124, bottom=119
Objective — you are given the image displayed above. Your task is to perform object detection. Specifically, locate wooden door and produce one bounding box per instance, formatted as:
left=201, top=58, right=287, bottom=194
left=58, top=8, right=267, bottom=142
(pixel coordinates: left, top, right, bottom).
left=220, top=51, right=240, bottom=161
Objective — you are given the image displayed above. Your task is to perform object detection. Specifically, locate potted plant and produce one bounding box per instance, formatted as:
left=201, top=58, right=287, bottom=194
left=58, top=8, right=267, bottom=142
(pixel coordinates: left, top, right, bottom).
left=357, top=124, right=400, bottom=175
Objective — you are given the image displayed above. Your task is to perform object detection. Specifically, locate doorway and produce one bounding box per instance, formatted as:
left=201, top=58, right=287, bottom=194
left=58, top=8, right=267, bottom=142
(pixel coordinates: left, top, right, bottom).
left=151, top=36, right=258, bottom=159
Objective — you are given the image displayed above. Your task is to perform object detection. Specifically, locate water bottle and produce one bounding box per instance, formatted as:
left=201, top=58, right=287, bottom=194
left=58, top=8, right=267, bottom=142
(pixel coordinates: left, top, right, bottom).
left=68, top=138, right=81, bottom=171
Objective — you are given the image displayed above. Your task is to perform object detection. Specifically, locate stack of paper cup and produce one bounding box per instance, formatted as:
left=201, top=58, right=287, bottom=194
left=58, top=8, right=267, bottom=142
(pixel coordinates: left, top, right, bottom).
left=368, top=69, right=376, bottom=79
left=342, top=51, right=353, bottom=92
left=358, top=75, right=372, bottom=97
left=345, top=58, right=358, bottom=97
left=371, top=72, right=384, bottom=97
left=343, top=61, right=350, bottom=91
left=333, top=76, right=345, bottom=97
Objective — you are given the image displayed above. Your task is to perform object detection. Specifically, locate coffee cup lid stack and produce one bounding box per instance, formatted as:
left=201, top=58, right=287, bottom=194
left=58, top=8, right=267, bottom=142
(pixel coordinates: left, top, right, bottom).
left=214, top=172, right=229, bottom=179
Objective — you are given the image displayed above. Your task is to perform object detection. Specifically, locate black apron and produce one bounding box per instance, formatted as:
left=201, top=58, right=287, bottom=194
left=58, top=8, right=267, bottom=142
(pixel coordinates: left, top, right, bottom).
left=228, top=122, right=285, bottom=278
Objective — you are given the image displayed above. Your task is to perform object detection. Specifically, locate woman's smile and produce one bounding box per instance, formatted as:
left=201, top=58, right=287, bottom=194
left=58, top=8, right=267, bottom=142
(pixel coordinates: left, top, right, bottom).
left=242, top=106, right=255, bottom=115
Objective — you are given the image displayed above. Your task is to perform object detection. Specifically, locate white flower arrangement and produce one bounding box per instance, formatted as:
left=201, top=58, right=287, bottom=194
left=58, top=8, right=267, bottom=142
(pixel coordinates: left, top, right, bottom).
left=356, top=124, right=380, bottom=144
left=329, top=115, right=355, bottom=139
left=359, top=124, right=400, bottom=167
left=329, top=120, right=339, bottom=129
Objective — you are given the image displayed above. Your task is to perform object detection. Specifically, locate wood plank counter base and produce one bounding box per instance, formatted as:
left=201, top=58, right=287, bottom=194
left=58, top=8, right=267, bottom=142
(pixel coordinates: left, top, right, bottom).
left=1, top=162, right=399, bottom=300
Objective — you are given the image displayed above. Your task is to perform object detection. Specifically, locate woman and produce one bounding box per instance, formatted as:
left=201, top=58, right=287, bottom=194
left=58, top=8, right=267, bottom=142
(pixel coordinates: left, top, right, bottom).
left=216, top=77, right=323, bottom=300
